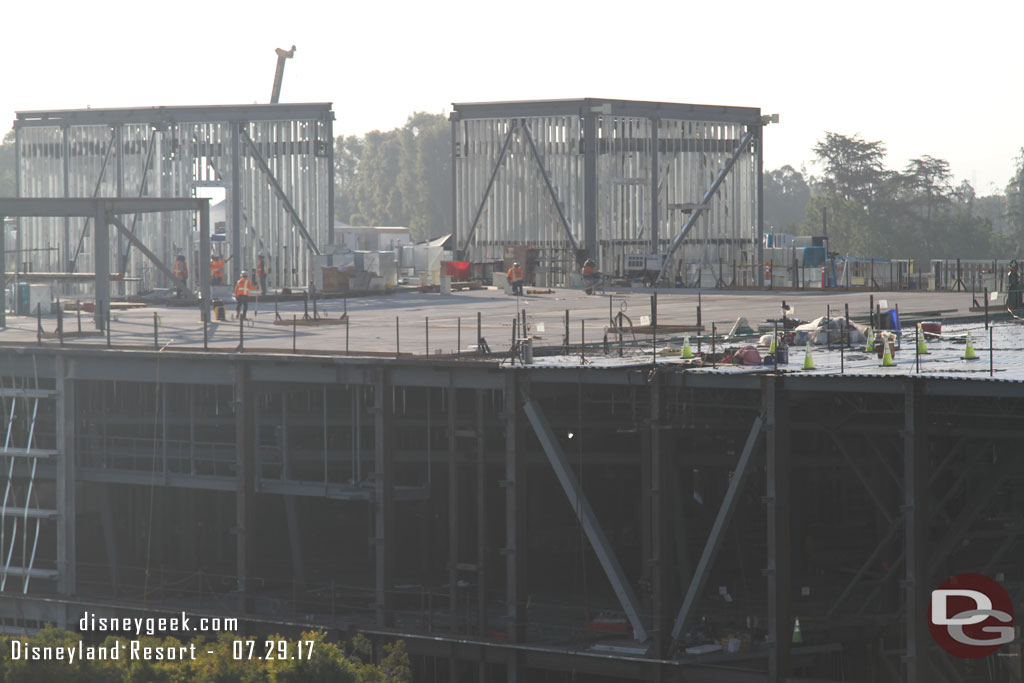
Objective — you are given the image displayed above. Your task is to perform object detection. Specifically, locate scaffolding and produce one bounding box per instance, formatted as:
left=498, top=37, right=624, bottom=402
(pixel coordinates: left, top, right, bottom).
left=451, top=98, right=765, bottom=286
left=14, top=103, right=334, bottom=292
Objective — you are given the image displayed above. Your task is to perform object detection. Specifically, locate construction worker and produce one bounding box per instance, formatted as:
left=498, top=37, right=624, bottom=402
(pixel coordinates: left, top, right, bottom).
left=1009, top=260, right=1022, bottom=309
left=507, top=261, right=524, bottom=296
left=581, top=258, right=601, bottom=295
left=256, top=253, right=268, bottom=296
left=172, top=250, right=188, bottom=297
left=211, top=254, right=226, bottom=286
left=234, top=270, right=253, bottom=320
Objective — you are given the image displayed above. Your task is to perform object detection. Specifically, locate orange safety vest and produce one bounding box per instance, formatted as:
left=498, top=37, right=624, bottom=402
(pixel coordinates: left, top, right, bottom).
left=582, top=264, right=597, bottom=277
left=257, top=260, right=266, bottom=277
left=235, top=277, right=252, bottom=297
left=173, top=260, right=187, bottom=279
left=211, top=259, right=225, bottom=278
left=508, top=266, right=523, bottom=283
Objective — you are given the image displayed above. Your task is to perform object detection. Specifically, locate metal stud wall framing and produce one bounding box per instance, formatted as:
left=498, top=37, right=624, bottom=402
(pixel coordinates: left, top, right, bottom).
left=452, top=99, right=762, bottom=286
left=14, top=104, right=334, bottom=291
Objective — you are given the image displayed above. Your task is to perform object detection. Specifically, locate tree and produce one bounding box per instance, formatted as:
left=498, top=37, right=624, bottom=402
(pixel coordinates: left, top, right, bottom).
left=812, top=132, right=889, bottom=205
left=334, top=135, right=365, bottom=226
left=764, top=165, right=810, bottom=232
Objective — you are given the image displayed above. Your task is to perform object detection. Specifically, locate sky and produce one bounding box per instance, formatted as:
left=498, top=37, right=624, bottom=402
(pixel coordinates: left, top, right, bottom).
left=4, top=0, right=1022, bottom=194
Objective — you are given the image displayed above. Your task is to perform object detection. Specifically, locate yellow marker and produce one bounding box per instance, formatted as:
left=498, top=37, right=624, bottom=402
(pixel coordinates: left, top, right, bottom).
left=964, top=333, right=977, bottom=360
left=882, top=343, right=894, bottom=367
left=916, top=324, right=928, bottom=355
left=681, top=336, right=693, bottom=359
left=864, top=327, right=874, bottom=353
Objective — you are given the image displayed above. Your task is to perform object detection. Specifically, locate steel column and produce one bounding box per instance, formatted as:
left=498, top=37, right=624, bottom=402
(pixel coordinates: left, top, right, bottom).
left=504, top=372, right=526, bottom=683
left=199, top=201, right=211, bottom=322
left=650, top=372, right=675, bottom=660
left=650, top=118, right=659, bottom=254
left=374, top=369, right=394, bottom=627
left=448, top=385, right=460, bottom=633
left=904, top=379, right=930, bottom=682
left=523, top=399, right=648, bottom=641
left=93, top=204, right=109, bottom=331
left=765, top=376, right=791, bottom=682
left=476, top=391, right=487, bottom=636
left=231, top=122, right=243, bottom=283
left=55, top=356, right=75, bottom=595
left=326, top=115, right=335, bottom=245
left=0, top=215, right=5, bottom=327
left=62, top=126, right=70, bottom=272
left=756, top=124, right=764, bottom=271
left=234, top=360, right=254, bottom=613
left=450, top=115, right=459, bottom=257
left=583, top=114, right=598, bottom=262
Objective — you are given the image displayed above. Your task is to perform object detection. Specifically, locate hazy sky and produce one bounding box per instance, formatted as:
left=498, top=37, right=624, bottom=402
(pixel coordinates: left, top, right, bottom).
left=5, top=0, right=1022, bottom=194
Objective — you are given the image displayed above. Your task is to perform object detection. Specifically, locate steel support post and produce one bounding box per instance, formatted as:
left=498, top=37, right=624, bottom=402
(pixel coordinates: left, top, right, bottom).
left=475, top=391, right=488, bottom=637
left=450, top=116, right=459, bottom=257
left=374, top=369, right=394, bottom=627
left=62, top=126, right=70, bottom=272
left=503, top=372, right=526, bottom=681
left=0, top=214, right=5, bottom=327
left=199, top=202, right=211, bottom=322
left=650, top=118, right=659, bottom=254
left=583, top=114, right=598, bottom=263
left=55, top=355, right=75, bottom=595
left=756, top=124, right=765, bottom=272
left=326, top=115, right=335, bottom=245
left=231, top=122, right=243, bottom=283
left=904, top=380, right=931, bottom=683
left=649, top=373, right=676, bottom=661
left=234, top=361, right=254, bottom=613
left=765, top=376, right=791, bottom=682
left=524, top=399, right=648, bottom=641
left=448, top=384, right=460, bottom=633
left=93, top=204, right=109, bottom=331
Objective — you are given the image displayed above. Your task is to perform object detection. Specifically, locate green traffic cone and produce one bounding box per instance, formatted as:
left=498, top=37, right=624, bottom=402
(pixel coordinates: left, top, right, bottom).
left=681, top=336, right=693, bottom=359
left=964, top=333, right=977, bottom=360
left=803, top=342, right=815, bottom=370
left=916, top=324, right=929, bottom=355
left=864, top=327, right=874, bottom=353
left=882, top=342, right=894, bottom=367
left=792, top=617, right=803, bottom=644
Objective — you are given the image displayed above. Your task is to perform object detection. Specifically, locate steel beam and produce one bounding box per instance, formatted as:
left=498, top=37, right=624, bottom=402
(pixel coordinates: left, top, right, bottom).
left=240, top=128, right=321, bottom=257
left=520, top=123, right=580, bottom=252
left=448, top=384, right=460, bottom=634
left=199, top=202, right=211, bottom=322
left=15, top=103, right=334, bottom=128
left=374, top=369, right=394, bottom=627
left=0, top=214, right=5, bottom=327
left=475, top=390, right=487, bottom=637
left=904, top=380, right=931, bottom=683
left=0, top=198, right=212, bottom=217
left=459, top=122, right=517, bottom=254
left=451, top=98, right=762, bottom=126
left=657, top=131, right=754, bottom=281
left=669, top=413, right=764, bottom=648
left=523, top=399, right=648, bottom=642
left=649, top=372, right=676, bottom=662
left=765, top=376, right=791, bottom=682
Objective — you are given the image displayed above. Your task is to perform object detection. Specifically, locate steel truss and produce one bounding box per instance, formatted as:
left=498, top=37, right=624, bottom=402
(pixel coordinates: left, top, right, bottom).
left=451, top=98, right=764, bottom=286
left=14, top=103, right=334, bottom=291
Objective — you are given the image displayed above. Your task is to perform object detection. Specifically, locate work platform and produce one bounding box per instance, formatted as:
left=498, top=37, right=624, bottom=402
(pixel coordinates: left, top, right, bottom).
left=0, top=287, right=1021, bottom=683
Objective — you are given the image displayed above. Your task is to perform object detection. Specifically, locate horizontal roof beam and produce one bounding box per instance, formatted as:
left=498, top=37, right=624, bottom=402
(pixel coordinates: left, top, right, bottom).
left=14, top=103, right=334, bottom=128
left=452, top=98, right=761, bottom=125
left=0, top=198, right=209, bottom=217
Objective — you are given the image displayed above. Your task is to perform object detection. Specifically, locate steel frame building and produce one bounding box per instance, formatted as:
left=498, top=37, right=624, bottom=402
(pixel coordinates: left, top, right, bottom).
left=451, top=99, right=765, bottom=285
left=14, top=103, right=333, bottom=290
left=1, top=342, right=1020, bottom=683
